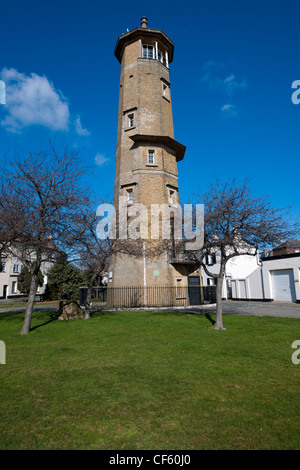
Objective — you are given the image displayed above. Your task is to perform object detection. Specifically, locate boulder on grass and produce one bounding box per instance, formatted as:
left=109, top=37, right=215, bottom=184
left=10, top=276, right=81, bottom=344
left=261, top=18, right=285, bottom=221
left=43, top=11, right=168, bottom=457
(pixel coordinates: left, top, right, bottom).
left=57, top=300, right=85, bottom=320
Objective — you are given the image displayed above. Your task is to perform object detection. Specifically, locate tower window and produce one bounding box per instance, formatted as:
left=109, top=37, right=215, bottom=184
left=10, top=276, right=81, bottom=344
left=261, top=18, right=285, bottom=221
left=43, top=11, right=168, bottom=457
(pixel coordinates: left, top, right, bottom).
left=128, top=113, right=134, bottom=128
left=142, top=44, right=154, bottom=59
left=169, top=190, right=175, bottom=205
left=126, top=188, right=133, bottom=204
left=148, top=150, right=155, bottom=164
left=158, top=49, right=166, bottom=65
left=161, top=80, right=171, bottom=101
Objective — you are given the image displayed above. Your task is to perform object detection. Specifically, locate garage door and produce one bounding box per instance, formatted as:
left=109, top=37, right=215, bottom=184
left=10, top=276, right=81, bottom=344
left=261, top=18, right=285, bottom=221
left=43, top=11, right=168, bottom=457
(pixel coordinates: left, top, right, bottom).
left=271, top=269, right=296, bottom=302
left=239, top=280, right=247, bottom=299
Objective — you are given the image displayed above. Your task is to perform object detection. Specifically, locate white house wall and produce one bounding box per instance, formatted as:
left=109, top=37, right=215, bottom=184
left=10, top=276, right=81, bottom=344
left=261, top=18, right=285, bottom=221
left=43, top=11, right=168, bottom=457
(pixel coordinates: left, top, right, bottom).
left=201, top=253, right=260, bottom=299
left=231, top=255, right=300, bottom=303
left=0, top=258, right=54, bottom=299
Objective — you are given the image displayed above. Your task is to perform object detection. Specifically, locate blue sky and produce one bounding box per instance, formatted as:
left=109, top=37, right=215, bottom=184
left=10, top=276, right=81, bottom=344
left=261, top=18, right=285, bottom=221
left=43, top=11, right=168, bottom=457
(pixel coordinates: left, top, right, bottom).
left=0, top=0, right=300, bottom=221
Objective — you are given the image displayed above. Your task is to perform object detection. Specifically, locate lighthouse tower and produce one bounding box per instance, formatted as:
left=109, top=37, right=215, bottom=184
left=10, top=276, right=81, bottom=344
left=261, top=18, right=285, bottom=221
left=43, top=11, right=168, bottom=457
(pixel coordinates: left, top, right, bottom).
left=109, top=17, right=196, bottom=292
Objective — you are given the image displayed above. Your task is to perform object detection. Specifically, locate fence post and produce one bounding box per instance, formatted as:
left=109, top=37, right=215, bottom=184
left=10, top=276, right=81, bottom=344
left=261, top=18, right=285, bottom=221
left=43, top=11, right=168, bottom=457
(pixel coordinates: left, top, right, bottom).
left=0, top=341, right=6, bottom=364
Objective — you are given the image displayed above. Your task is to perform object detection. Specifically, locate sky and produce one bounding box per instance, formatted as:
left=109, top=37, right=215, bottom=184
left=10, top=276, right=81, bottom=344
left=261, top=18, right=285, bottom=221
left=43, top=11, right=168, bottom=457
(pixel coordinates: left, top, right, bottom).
left=0, top=0, right=300, bottom=223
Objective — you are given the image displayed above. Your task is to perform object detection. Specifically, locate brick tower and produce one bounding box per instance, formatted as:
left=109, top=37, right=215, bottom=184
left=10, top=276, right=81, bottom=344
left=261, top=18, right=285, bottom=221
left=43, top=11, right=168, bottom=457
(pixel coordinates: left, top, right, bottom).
left=108, top=17, right=198, bottom=295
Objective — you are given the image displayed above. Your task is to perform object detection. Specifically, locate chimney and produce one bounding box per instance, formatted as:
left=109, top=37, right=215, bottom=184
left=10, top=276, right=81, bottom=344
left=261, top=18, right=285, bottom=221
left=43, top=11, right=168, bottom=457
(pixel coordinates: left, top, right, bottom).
left=141, top=16, right=148, bottom=28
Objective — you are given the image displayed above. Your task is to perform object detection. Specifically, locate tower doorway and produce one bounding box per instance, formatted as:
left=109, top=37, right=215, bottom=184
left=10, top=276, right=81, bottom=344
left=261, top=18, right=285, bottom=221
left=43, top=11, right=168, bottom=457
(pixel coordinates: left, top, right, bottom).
left=188, top=276, right=201, bottom=305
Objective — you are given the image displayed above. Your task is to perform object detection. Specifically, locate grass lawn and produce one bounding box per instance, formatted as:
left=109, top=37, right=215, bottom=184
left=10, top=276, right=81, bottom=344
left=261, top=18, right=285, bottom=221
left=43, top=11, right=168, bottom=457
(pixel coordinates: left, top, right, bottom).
left=0, top=308, right=299, bottom=450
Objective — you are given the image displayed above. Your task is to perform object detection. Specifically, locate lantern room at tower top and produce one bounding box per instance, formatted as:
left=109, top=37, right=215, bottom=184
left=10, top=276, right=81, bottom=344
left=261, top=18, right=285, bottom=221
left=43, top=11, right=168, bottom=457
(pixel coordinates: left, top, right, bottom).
left=114, top=16, right=174, bottom=67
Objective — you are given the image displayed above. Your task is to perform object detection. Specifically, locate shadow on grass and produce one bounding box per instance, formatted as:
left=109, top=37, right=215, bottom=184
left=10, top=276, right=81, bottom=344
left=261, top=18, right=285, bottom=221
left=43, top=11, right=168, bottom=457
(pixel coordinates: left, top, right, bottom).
left=204, top=313, right=215, bottom=326
left=90, top=307, right=217, bottom=327
left=0, top=308, right=59, bottom=332
left=29, top=311, right=59, bottom=332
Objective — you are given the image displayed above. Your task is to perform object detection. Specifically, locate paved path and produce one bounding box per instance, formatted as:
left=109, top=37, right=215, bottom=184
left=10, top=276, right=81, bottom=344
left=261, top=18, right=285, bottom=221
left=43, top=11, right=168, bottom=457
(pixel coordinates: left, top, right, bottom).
left=220, top=300, right=300, bottom=318
left=0, top=304, right=57, bottom=314
left=0, top=300, right=299, bottom=318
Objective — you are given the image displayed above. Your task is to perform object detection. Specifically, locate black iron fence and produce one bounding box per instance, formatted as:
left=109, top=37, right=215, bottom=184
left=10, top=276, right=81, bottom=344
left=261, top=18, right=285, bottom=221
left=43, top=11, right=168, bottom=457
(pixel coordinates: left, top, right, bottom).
left=80, top=286, right=216, bottom=309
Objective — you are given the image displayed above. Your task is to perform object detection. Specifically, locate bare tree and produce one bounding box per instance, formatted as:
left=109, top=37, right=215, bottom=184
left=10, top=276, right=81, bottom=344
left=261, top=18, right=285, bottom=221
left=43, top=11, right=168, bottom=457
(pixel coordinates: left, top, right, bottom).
left=70, top=201, right=114, bottom=319
left=70, top=199, right=160, bottom=318
left=0, top=147, right=90, bottom=334
left=186, top=178, right=299, bottom=330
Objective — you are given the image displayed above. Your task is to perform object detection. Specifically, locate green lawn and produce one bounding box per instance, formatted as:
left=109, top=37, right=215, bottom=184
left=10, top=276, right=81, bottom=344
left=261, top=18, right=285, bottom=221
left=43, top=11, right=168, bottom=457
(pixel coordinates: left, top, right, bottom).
left=0, top=308, right=299, bottom=450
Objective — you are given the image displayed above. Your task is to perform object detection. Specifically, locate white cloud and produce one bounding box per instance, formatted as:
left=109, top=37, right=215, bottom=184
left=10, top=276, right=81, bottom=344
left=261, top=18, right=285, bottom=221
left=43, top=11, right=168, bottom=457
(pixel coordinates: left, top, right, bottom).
left=223, top=74, right=246, bottom=97
left=0, top=68, right=70, bottom=133
left=74, top=116, right=90, bottom=136
left=220, top=103, right=238, bottom=118
left=95, top=153, right=109, bottom=167
left=201, top=62, right=247, bottom=97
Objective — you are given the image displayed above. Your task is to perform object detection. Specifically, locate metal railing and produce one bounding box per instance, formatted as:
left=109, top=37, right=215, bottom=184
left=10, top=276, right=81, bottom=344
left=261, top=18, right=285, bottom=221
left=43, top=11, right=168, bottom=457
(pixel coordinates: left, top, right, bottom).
left=105, top=286, right=216, bottom=309
left=80, top=285, right=216, bottom=309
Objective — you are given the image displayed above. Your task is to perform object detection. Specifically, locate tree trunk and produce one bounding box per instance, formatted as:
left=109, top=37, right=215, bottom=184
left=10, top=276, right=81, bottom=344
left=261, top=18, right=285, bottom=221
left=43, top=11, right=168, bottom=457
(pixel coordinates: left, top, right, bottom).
left=84, top=284, right=92, bottom=319
left=213, top=276, right=226, bottom=330
left=85, top=270, right=102, bottom=319
left=20, top=273, right=38, bottom=335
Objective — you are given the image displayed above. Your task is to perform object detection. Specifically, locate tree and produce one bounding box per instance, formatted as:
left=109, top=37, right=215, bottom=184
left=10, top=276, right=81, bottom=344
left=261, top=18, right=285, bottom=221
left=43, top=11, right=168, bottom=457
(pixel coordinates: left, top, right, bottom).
left=187, top=178, right=299, bottom=330
left=0, top=147, right=90, bottom=334
left=46, top=254, right=87, bottom=301
left=70, top=201, right=114, bottom=319
left=18, top=266, right=44, bottom=295
left=70, top=198, right=152, bottom=318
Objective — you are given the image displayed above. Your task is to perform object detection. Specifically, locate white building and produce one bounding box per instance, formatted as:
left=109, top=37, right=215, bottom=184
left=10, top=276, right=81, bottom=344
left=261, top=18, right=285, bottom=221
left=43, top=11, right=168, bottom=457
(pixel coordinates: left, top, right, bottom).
left=0, top=241, right=59, bottom=300
left=232, top=253, right=300, bottom=303
left=201, top=252, right=260, bottom=300
left=201, top=239, right=300, bottom=303
left=0, top=255, right=54, bottom=300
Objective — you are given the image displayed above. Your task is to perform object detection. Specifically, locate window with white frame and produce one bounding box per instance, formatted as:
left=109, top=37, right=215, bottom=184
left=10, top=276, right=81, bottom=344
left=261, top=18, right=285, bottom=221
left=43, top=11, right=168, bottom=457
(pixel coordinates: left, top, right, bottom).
left=11, top=281, right=17, bottom=294
left=207, top=278, right=216, bottom=286
left=158, top=49, right=165, bottom=64
left=1, top=263, right=6, bottom=273
left=148, top=150, right=155, bottom=164
left=142, top=44, right=154, bottom=59
left=13, top=264, right=19, bottom=273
